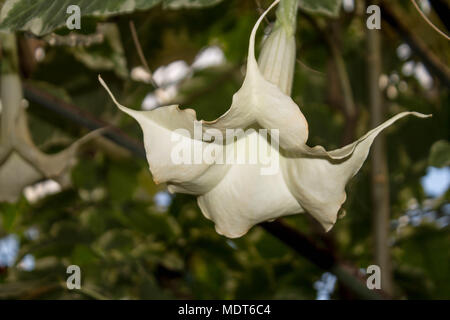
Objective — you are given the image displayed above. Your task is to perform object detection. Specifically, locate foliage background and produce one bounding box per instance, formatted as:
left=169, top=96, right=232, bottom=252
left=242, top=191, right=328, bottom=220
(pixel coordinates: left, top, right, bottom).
left=0, top=0, right=449, bottom=299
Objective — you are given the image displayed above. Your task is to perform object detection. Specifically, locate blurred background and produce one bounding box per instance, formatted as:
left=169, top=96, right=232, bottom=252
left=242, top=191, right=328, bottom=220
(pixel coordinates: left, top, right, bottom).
left=0, top=0, right=448, bottom=299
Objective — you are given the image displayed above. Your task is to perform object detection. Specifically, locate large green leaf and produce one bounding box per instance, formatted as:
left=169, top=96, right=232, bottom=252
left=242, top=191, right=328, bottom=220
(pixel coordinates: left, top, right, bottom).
left=299, top=0, right=342, bottom=17
left=0, top=0, right=223, bottom=36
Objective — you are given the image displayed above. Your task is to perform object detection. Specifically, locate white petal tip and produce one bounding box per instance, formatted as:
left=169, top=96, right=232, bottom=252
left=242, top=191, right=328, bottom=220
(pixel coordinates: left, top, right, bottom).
left=98, top=74, right=105, bottom=86
left=247, top=0, right=281, bottom=68
left=405, top=111, right=432, bottom=119
left=99, top=75, right=138, bottom=119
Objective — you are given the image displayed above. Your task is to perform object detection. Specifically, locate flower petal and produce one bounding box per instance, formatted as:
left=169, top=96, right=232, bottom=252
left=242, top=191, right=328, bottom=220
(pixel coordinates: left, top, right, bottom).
left=282, top=111, right=431, bottom=231
left=13, top=109, right=103, bottom=178
left=202, top=0, right=310, bottom=152
left=99, top=76, right=230, bottom=194
left=197, top=131, right=303, bottom=238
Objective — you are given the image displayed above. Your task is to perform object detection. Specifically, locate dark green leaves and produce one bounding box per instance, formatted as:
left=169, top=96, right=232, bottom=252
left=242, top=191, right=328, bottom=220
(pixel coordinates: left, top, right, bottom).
left=0, top=0, right=224, bottom=36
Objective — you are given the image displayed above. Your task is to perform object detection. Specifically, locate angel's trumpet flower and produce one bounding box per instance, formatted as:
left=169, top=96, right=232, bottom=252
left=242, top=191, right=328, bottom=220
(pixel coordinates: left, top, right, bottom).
left=100, top=0, right=430, bottom=238
left=0, top=33, right=101, bottom=202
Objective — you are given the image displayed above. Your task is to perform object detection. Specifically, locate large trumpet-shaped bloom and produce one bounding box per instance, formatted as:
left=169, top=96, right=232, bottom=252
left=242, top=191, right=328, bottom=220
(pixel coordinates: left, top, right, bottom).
left=99, top=0, right=430, bottom=238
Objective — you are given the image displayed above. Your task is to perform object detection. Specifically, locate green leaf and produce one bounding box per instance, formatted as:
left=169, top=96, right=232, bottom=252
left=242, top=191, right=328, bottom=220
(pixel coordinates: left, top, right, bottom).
left=0, top=0, right=223, bottom=36
left=106, top=162, right=138, bottom=202
left=72, top=159, right=102, bottom=191
left=299, top=0, right=342, bottom=17
left=163, top=0, right=223, bottom=9
left=72, top=244, right=100, bottom=266
left=428, top=140, right=450, bottom=168
left=0, top=202, right=18, bottom=232
left=0, top=0, right=155, bottom=36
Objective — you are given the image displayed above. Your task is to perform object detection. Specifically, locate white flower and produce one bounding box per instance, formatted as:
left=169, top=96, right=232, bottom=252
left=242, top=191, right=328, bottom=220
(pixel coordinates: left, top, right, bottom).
left=0, top=72, right=100, bottom=202
left=100, top=0, right=430, bottom=238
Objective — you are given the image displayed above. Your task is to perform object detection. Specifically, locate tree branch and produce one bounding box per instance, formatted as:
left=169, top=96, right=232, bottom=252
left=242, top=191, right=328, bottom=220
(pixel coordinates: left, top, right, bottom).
left=22, top=82, right=146, bottom=159
left=261, top=220, right=385, bottom=299
left=367, top=0, right=393, bottom=295
left=129, top=20, right=158, bottom=89
left=380, top=2, right=450, bottom=88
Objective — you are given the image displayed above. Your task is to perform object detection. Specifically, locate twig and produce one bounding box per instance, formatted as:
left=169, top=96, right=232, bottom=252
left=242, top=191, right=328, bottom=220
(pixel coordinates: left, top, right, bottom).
left=23, top=82, right=146, bottom=158
left=260, top=220, right=385, bottom=299
left=410, top=0, right=450, bottom=40
left=255, top=0, right=271, bottom=25
left=296, top=58, right=325, bottom=76
left=129, top=20, right=158, bottom=88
